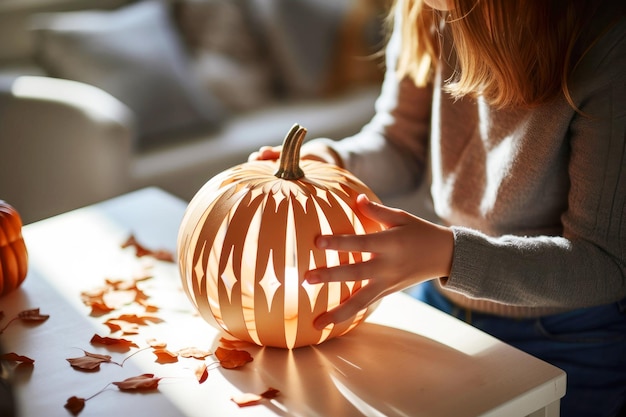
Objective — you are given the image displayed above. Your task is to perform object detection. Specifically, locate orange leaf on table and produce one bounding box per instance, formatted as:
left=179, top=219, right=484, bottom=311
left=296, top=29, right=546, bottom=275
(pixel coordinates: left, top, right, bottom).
left=114, top=313, right=163, bottom=325
left=131, top=271, right=154, bottom=283
left=121, top=234, right=174, bottom=263
left=121, top=234, right=150, bottom=257
left=90, top=334, right=139, bottom=350
left=153, top=348, right=179, bottom=364
left=150, top=249, right=174, bottom=263
left=195, top=363, right=209, bottom=384
left=0, top=352, right=35, bottom=364
left=215, top=347, right=253, bottom=369
left=140, top=301, right=159, bottom=313
left=64, top=396, right=86, bottom=416
left=177, top=347, right=212, bottom=359
left=0, top=308, right=49, bottom=334
left=66, top=351, right=113, bottom=371
left=80, top=286, right=108, bottom=301
left=146, top=338, right=167, bottom=349
left=102, top=289, right=138, bottom=310
left=112, top=373, right=162, bottom=391
left=231, top=392, right=262, bottom=407
left=134, top=287, right=150, bottom=303
left=231, top=387, right=280, bottom=407
left=81, top=288, right=114, bottom=316
left=260, top=387, right=280, bottom=399
left=103, top=313, right=161, bottom=334
left=104, top=319, right=139, bottom=335
left=105, top=277, right=139, bottom=291
left=17, top=308, right=49, bottom=322
left=85, top=299, right=115, bottom=316
left=81, top=273, right=154, bottom=315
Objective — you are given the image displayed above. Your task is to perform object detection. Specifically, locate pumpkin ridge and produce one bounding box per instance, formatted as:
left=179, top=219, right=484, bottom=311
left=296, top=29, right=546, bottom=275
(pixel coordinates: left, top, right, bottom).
left=0, top=201, right=27, bottom=296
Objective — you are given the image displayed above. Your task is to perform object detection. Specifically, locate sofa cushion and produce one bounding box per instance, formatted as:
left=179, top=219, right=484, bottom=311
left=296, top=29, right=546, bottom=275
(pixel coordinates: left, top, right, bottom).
left=243, top=0, right=386, bottom=99
left=173, top=0, right=274, bottom=112
left=244, top=0, right=346, bottom=99
left=30, top=0, right=227, bottom=150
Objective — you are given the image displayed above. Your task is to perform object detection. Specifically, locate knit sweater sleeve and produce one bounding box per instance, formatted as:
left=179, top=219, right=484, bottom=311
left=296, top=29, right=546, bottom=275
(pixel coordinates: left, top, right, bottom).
left=443, top=21, right=626, bottom=309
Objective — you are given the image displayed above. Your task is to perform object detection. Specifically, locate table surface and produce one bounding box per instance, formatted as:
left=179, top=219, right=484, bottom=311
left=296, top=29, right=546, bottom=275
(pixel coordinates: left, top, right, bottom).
left=0, top=187, right=566, bottom=417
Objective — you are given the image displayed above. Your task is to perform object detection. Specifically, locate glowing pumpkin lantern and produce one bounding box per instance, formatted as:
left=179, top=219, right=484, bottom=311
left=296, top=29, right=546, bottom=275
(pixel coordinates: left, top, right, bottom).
left=177, top=124, right=384, bottom=348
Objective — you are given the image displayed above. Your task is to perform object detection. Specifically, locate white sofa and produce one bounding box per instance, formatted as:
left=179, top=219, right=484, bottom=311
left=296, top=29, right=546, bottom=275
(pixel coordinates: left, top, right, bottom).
left=0, top=0, right=386, bottom=224
left=0, top=74, right=379, bottom=224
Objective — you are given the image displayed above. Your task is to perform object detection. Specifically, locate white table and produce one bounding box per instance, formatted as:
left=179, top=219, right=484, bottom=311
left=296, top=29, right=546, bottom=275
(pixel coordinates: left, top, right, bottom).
left=0, top=187, right=565, bottom=417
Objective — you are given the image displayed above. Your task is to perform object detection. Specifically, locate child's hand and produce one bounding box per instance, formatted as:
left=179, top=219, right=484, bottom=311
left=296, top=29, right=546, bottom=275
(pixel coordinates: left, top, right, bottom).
left=305, top=194, right=454, bottom=329
left=248, top=141, right=344, bottom=167
left=248, top=145, right=281, bottom=161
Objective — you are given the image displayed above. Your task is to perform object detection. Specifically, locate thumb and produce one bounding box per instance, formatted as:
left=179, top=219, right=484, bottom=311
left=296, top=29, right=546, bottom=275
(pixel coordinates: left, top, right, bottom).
left=356, top=194, right=407, bottom=227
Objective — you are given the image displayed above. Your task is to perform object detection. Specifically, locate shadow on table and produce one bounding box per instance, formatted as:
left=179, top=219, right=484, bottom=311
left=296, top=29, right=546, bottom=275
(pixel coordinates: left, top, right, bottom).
left=216, top=322, right=485, bottom=417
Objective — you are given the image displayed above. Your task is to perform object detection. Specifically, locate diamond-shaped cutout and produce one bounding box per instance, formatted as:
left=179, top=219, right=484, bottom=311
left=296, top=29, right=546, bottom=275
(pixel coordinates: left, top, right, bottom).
left=258, top=265, right=281, bottom=308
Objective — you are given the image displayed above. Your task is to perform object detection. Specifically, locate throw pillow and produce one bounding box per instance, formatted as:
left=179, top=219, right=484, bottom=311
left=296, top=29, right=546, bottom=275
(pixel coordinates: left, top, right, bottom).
left=30, top=0, right=228, bottom=150
left=243, top=0, right=349, bottom=98
left=173, top=0, right=273, bottom=111
left=242, top=0, right=386, bottom=99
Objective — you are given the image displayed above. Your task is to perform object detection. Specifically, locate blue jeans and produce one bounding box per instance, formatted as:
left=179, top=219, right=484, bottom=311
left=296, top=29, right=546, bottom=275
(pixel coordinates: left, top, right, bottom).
left=408, top=281, right=626, bottom=417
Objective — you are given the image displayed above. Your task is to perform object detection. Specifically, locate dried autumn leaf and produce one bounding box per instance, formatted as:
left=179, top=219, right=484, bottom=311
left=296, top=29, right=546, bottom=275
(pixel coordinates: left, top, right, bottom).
left=81, top=272, right=155, bottom=316
left=141, top=302, right=159, bottom=313
left=215, top=347, right=253, bottom=369
left=104, top=319, right=139, bottom=335
left=80, top=286, right=108, bottom=300
left=260, top=387, right=280, bottom=399
left=90, top=334, right=138, bottom=350
left=102, top=289, right=137, bottom=309
left=121, top=234, right=175, bottom=263
left=0, top=352, right=35, bottom=364
left=112, top=373, right=161, bottom=391
left=231, top=387, right=280, bottom=407
left=177, top=347, right=212, bottom=359
left=231, top=392, right=262, bottom=407
left=17, top=308, right=50, bottom=322
left=195, top=363, right=208, bottom=384
left=150, top=249, right=174, bottom=263
left=86, top=300, right=115, bottom=316
left=121, top=234, right=149, bottom=256
left=0, top=308, right=50, bottom=334
left=104, top=313, right=161, bottom=334
left=115, top=313, right=163, bottom=325
left=66, top=351, right=113, bottom=372
left=131, top=272, right=154, bottom=283
left=134, top=288, right=150, bottom=304
left=64, top=396, right=86, bottom=416
left=146, top=338, right=167, bottom=349
left=153, top=348, right=179, bottom=364
left=105, top=277, right=137, bottom=291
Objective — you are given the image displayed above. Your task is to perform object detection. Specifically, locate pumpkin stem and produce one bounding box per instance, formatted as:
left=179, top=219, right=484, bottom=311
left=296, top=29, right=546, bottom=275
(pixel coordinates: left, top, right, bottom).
left=275, top=123, right=307, bottom=180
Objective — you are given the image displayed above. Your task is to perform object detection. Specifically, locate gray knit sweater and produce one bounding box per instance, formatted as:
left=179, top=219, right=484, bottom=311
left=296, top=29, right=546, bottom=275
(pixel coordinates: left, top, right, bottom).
left=316, top=5, right=626, bottom=316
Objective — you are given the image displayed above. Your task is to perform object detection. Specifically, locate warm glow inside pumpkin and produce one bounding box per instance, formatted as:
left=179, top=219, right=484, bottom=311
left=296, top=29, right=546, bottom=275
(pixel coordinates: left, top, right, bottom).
left=0, top=200, right=28, bottom=296
left=177, top=124, right=384, bottom=348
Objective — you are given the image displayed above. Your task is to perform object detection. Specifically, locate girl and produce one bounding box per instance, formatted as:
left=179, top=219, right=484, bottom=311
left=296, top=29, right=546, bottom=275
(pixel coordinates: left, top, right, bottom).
left=252, top=0, right=625, bottom=415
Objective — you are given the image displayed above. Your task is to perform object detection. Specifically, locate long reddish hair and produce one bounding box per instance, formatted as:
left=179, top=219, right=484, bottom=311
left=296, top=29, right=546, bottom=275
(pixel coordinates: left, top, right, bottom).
left=394, top=0, right=614, bottom=108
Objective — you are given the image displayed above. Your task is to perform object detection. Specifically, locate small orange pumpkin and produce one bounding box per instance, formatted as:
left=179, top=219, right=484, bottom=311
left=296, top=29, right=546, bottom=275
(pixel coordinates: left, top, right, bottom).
left=0, top=200, right=28, bottom=296
left=178, top=124, right=385, bottom=348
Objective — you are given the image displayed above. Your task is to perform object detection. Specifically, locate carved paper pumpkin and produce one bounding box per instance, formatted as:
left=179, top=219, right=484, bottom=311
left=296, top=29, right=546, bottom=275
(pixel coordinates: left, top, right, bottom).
left=178, top=124, right=385, bottom=348
left=0, top=201, right=28, bottom=296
